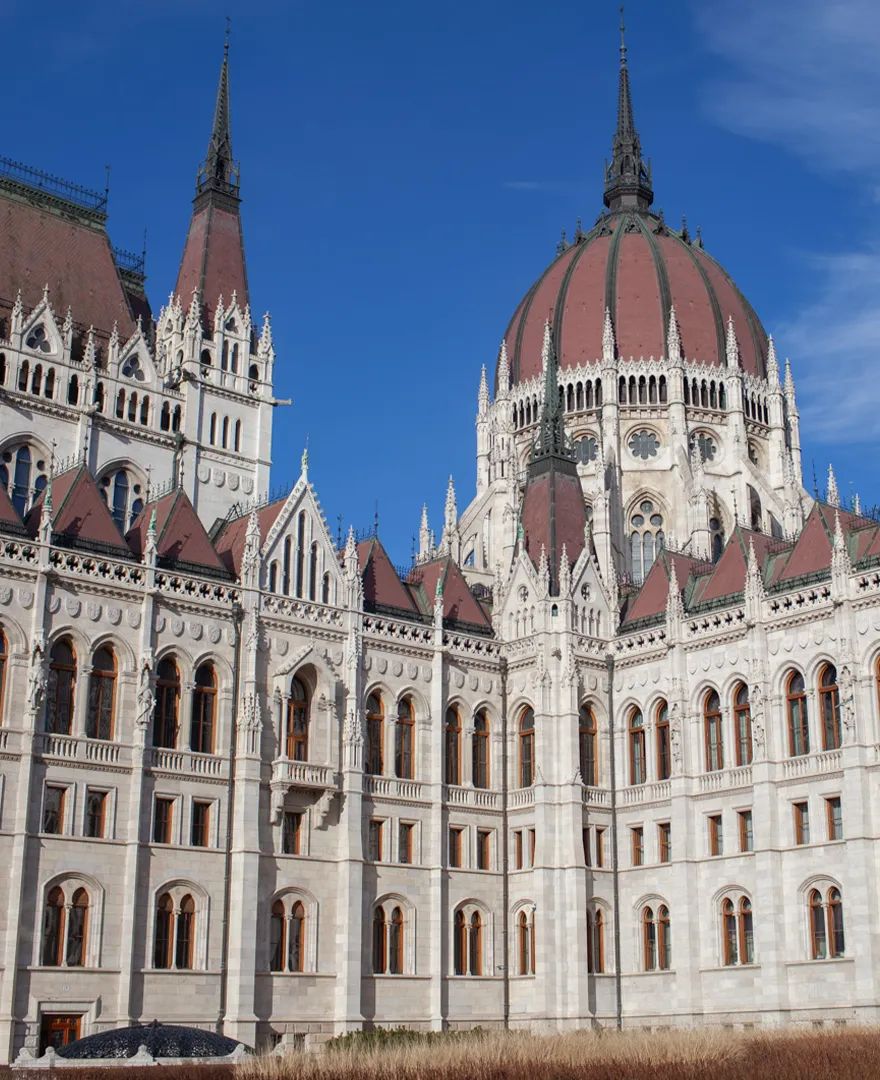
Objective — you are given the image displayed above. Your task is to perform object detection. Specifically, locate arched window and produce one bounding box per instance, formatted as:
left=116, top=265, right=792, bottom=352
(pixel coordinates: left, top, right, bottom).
left=283, top=900, right=305, bottom=973
left=209, top=413, right=217, bottom=444
left=31, top=363, right=42, bottom=395
left=704, top=690, right=723, bottom=771
left=322, top=572, right=331, bottom=605
left=286, top=676, right=309, bottom=761
left=154, top=893, right=174, bottom=969
left=249, top=364, right=259, bottom=394
left=656, top=701, right=670, bottom=780
left=372, top=905, right=387, bottom=973
left=66, top=888, right=89, bottom=967
left=160, top=401, right=171, bottom=431
left=819, top=663, right=841, bottom=751
left=0, top=629, right=6, bottom=718
left=309, top=542, right=318, bottom=602
left=86, top=646, right=116, bottom=740
left=200, top=349, right=212, bottom=369
left=175, top=895, right=195, bottom=970
left=67, top=374, right=78, bottom=405
left=628, top=499, right=664, bottom=584
left=41, top=886, right=66, bottom=966
left=733, top=683, right=752, bottom=766
left=5, top=445, right=46, bottom=517
left=366, top=692, right=383, bottom=775
left=270, top=900, right=286, bottom=971
left=269, top=561, right=278, bottom=593
left=629, top=708, right=646, bottom=785
left=786, top=671, right=809, bottom=756
left=579, top=704, right=597, bottom=786
left=469, top=911, right=483, bottom=976
left=283, top=536, right=292, bottom=595
left=95, top=381, right=105, bottom=412
left=153, top=658, right=180, bottom=748
left=519, top=707, right=535, bottom=788
left=445, top=706, right=461, bottom=785
left=128, top=391, right=138, bottom=422
left=643, top=906, right=656, bottom=971
left=46, top=639, right=77, bottom=735
left=172, top=405, right=181, bottom=433
left=810, top=887, right=845, bottom=959
left=389, top=907, right=404, bottom=974
left=295, top=513, right=306, bottom=598
left=722, top=895, right=754, bottom=965
left=234, top=419, right=241, bottom=453
left=472, top=709, right=489, bottom=788
left=453, top=909, right=466, bottom=975
left=221, top=416, right=229, bottom=448
left=586, top=907, right=604, bottom=973
left=0, top=353, right=5, bottom=386
left=221, top=341, right=229, bottom=372
left=231, top=343, right=239, bottom=374
left=18, top=359, right=29, bottom=391
left=658, top=905, right=671, bottom=970
left=191, top=663, right=216, bottom=754
left=395, top=697, right=415, bottom=780
left=517, top=910, right=534, bottom=975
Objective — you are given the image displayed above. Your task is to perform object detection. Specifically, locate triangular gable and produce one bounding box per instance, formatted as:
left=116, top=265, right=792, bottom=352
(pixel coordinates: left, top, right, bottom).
left=408, top=557, right=492, bottom=630
left=26, top=466, right=129, bottom=554
left=358, top=537, right=418, bottom=614
left=128, top=489, right=228, bottom=574
left=773, top=503, right=842, bottom=585
left=623, top=551, right=702, bottom=626
left=213, top=497, right=286, bottom=578
left=692, top=527, right=774, bottom=605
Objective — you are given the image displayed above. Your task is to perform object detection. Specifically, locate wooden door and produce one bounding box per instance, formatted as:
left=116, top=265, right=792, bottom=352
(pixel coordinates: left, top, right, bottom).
left=39, top=1014, right=81, bottom=1053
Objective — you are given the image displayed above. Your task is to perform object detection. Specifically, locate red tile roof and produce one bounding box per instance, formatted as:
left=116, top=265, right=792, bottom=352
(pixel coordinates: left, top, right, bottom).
left=408, top=557, right=491, bottom=630
left=623, top=551, right=703, bottom=625
left=174, top=201, right=249, bottom=323
left=213, top=498, right=286, bottom=578
left=26, top=466, right=128, bottom=553
left=357, top=537, right=418, bottom=614
left=519, top=460, right=588, bottom=586
left=0, top=478, right=25, bottom=533
left=0, top=191, right=137, bottom=338
left=127, top=489, right=228, bottom=574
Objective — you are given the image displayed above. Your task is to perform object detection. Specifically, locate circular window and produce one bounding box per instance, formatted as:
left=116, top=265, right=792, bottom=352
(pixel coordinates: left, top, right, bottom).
left=575, top=436, right=598, bottom=464
left=121, top=355, right=146, bottom=382
left=631, top=514, right=645, bottom=527
left=629, top=430, right=660, bottom=460
left=650, top=514, right=663, bottom=527
left=640, top=500, right=653, bottom=513
left=25, top=325, right=52, bottom=353
left=689, top=432, right=717, bottom=463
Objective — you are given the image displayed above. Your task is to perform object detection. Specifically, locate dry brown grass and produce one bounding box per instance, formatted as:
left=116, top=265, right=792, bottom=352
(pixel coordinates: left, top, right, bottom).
left=234, top=1025, right=880, bottom=1080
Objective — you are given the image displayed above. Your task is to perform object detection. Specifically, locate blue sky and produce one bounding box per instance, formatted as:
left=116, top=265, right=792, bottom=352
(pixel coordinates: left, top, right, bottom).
left=3, top=0, right=879, bottom=562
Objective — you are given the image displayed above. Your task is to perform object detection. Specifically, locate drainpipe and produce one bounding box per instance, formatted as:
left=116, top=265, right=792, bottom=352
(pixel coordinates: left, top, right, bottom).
left=605, top=652, right=622, bottom=1031
left=217, top=601, right=244, bottom=1034
left=500, top=658, right=510, bottom=1029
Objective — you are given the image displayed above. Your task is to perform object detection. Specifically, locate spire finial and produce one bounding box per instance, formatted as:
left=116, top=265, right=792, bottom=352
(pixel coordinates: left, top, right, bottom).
left=197, top=26, right=239, bottom=199
left=604, top=7, right=653, bottom=213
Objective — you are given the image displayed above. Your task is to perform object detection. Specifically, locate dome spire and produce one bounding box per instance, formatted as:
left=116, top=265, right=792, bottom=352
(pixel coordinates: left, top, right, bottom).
left=604, top=6, right=653, bottom=213
left=197, top=21, right=240, bottom=202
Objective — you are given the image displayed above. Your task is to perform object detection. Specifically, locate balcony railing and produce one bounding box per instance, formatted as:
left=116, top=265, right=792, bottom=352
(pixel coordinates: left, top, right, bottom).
left=150, top=748, right=225, bottom=777
left=445, top=785, right=501, bottom=810
left=36, top=733, right=123, bottom=766
left=271, top=760, right=336, bottom=790
left=363, top=776, right=427, bottom=802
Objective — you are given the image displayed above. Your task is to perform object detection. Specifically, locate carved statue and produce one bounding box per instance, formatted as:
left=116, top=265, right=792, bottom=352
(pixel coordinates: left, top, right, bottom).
left=750, top=684, right=765, bottom=756
left=669, top=702, right=683, bottom=768
left=136, top=656, right=154, bottom=729
left=839, top=664, right=855, bottom=742
left=27, top=635, right=46, bottom=711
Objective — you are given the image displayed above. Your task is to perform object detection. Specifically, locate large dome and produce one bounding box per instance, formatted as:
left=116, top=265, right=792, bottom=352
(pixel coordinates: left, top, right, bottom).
left=499, top=210, right=769, bottom=392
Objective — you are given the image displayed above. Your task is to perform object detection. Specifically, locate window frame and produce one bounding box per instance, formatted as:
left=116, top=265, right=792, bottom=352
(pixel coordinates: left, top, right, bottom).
left=655, top=701, right=670, bottom=780
left=703, top=689, right=724, bottom=772
left=826, top=796, right=843, bottom=841
left=86, top=646, right=116, bottom=741
left=786, top=670, right=810, bottom=757
left=191, top=663, right=217, bottom=755
left=472, top=709, right=490, bottom=788
left=46, top=639, right=77, bottom=736
left=818, top=663, right=841, bottom=751
left=628, top=708, right=647, bottom=786
left=395, top=697, right=415, bottom=780
left=365, top=692, right=384, bottom=775
left=708, top=813, right=723, bottom=856
left=518, top=707, right=535, bottom=788
left=286, top=676, right=309, bottom=762
left=733, top=682, right=753, bottom=766
left=793, top=800, right=810, bottom=845
left=579, top=704, right=597, bottom=786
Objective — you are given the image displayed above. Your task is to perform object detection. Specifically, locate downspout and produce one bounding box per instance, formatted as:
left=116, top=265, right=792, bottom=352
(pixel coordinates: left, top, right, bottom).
left=217, top=601, right=244, bottom=1033
left=605, top=652, right=622, bottom=1031
left=500, top=657, right=510, bottom=1029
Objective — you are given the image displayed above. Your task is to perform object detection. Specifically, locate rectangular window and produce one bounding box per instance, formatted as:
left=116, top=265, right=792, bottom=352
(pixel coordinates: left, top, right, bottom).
left=708, top=814, right=723, bottom=856
left=738, top=810, right=754, bottom=853
left=449, top=826, right=464, bottom=868
left=658, top=822, right=671, bottom=863
left=595, top=827, right=605, bottom=868
left=84, top=790, right=107, bottom=839
left=42, top=786, right=66, bottom=835
left=631, top=826, right=644, bottom=867
left=582, top=827, right=591, bottom=867
left=153, top=797, right=174, bottom=844
left=826, top=796, right=843, bottom=841
left=368, top=819, right=383, bottom=862
left=398, top=822, right=413, bottom=864
left=282, top=811, right=303, bottom=855
left=794, top=801, right=810, bottom=845
left=476, top=829, right=491, bottom=870
left=514, top=830, right=523, bottom=870
left=191, top=800, right=211, bottom=847
left=529, top=828, right=536, bottom=867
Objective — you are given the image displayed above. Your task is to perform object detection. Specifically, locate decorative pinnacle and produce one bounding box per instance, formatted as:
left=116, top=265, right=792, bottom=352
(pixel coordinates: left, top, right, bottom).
left=746, top=537, right=765, bottom=602
left=301, top=439, right=309, bottom=478
left=827, top=464, right=839, bottom=508
left=532, top=321, right=570, bottom=463
left=445, top=476, right=457, bottom=529
left=604, top=6, right=653, bottom=213
left=497, top=340, right=510, bottom=397
left=725, top=315, right=739, bottom=368
left=666, top=305, right=681, bottom=361
left=198, top=25, right=238, bottom=198
left=854, top=493, right=862, bottom=516
left=783, top=357, right=796, bottom=396
left=478, top=364, right=490, bottom=414
left=666, top=557, right=684, bottom=620
left=766, top=335, right=779, bottom=386
left=602, top=307, right=616, bottom=361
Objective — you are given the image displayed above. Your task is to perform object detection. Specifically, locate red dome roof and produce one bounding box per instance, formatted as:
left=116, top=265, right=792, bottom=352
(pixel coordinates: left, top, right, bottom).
left=498, top=211, right=769, bottom=392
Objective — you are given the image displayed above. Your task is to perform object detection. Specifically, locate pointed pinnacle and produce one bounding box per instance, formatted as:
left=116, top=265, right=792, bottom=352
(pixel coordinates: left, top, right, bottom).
left=827, top=464, right=839, bottom=508
left=602, top=307, right=616, bottom=360
left=497, top=339, right=510, bottom=396
left=725, top=315, right=738, bottom=367
left=784, top=358, right=795, bottom=395
left=667, top=305, right=680, bottom=359
left=767, top=335, right=779, bottom=385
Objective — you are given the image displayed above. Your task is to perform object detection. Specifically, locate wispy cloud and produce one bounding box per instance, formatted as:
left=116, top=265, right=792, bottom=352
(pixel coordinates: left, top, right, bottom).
left=694, top=0, right=880, bottom=440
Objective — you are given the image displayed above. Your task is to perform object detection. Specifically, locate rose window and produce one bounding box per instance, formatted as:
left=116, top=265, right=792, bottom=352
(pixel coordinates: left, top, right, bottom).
left=575, top=437, right=598, bottom=464
left=629, top=430, right=660, bottom=460
left=25, top=325, right=52, bottom=353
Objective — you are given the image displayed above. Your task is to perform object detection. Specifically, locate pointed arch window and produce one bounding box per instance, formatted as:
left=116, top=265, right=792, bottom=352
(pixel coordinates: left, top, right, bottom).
left=221, top=416, right=229, bottom=448
left=295, top=513, right=306, bottom=598
left=283, top=536, right=292, bottom=595
left=643, top=906, right=657, bottom=971
left=628, top=500, right=664, bottom=584
left=86, top=646, right=116, bottom=740
left=269, top=895, right=309, bottom=972
left=395, top=697, right=415, bottom=780
left=579, top=704, right=597, bottom=786
left=722, top=895, right=754, bottom=965
left=733, top=683, right=752, bottom=766
left=445, top=706, right=461, bottom=785
left=587, top=907, right=604, bottom=973
left=289, top=900, right=306, bottom=972
left=389, top=906, right=404, bottom=974
left=810, top=887, right=845, bottom=959
left=309, top=542, right=318, bottom=602
left=175, top=895, right=195, bottom=970
left=191, top=663, right=216, bottom=754
left=453, top=910, right=466, bottom=975
left=786, top=670, right=810, bottom=756
left=234, top=419, right=241, bottom=452
left=153, top=658, right=180, bottom=749
left=469, top=911, right=483, bottom=976
left=0, top=628, right=6, bottom=720
left=209, top=413, right=217, bottom=444
left=286, top=676, right=309, bottom=761
left=270, top=900, right=286, bottom=971
left=321, top=572, right=331, bottom=605
left=67, top=374, right=78, bottom=405
left=656, top=701, right=671, bottom=780
left=372, top=905, right=388, bottom=973
left=722, top=899, right=738, bottom=965
left=66, top=888, right=89, bottom=967
left=658, top=905, right=671, bottom=969
left=366, top=692, right=384, bottom=775
left=154, top=893, right=174, bottom=969
left=46, top=639, right=77, bottom=735
left=40, top=883, right=93, bottom=968
left=704, top=689, right=723, bottom=772
left=472, top=709, right=489, bottom=789
left=41, top=887, right=66, bottom=966
left=819, top=664, right=841, bottom=750
left=517, top=909, right=535, bottom=975
left=519, top=707, right=535, bottom=788
left=629, top=708, right=646, bottom=785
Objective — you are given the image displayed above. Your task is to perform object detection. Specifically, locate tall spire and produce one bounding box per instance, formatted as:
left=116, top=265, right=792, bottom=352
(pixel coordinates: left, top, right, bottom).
left=604, top=7, right=653, bottom=213
left=197, top=22, right=239, bottom=202
left=533, top=321, right=571, bottom=462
